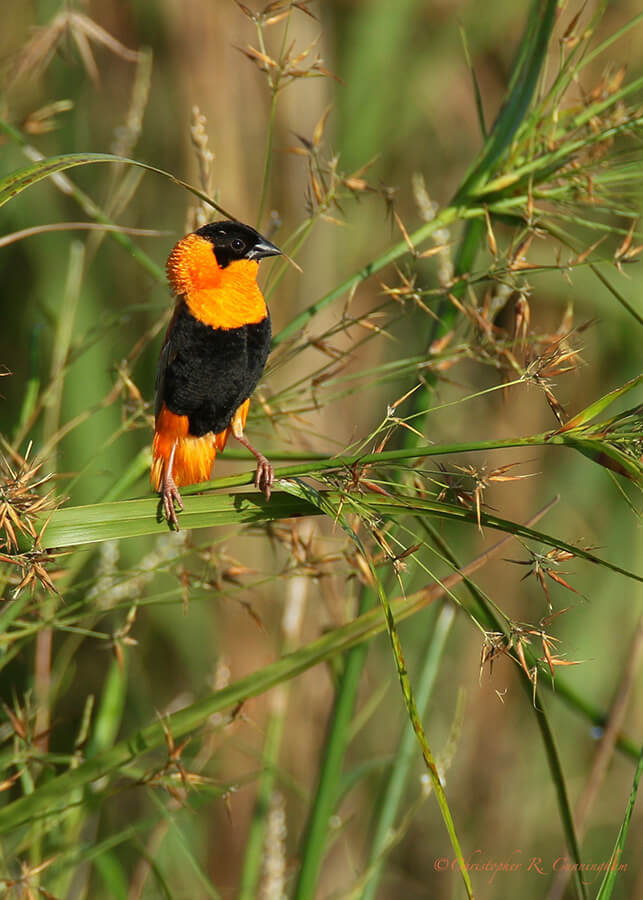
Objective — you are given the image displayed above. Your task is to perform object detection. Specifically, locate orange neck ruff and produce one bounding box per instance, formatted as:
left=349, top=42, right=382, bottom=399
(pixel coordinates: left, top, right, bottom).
left=166, top=233, right=267, bottom=330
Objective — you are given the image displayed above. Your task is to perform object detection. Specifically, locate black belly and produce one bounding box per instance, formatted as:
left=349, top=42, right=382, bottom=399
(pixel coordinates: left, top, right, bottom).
left=159, top=303, right=271, bottom=436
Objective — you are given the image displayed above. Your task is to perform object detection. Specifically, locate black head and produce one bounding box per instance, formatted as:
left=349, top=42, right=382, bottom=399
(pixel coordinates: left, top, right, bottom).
left=195, top=220, right=281, bottom=269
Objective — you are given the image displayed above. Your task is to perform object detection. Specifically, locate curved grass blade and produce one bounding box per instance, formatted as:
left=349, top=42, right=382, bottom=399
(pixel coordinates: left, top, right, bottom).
left=0, top=152, right=236, bottom=219
left=557, top=374, right=643, bottom=431
left=558, top=438, right=643, bottom=486
left=362, top=494, right=642, bottom=582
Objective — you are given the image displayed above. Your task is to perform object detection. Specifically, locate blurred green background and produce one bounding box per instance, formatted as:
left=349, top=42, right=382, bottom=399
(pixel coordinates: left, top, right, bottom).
left=1, top=1, right=642, bottom=898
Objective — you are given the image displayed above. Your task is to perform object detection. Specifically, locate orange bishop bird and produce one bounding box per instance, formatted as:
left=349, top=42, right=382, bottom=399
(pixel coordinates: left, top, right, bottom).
left=151, top=220, right=281, bottom=527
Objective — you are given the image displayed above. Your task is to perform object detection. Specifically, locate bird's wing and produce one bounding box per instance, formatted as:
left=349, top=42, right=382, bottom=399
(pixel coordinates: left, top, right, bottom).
left=154, top=305, right=182, bottom=421
left=154, top=340, right=172, bottom=421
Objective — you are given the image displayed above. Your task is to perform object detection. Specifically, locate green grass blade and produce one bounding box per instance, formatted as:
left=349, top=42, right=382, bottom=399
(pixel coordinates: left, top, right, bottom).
left=93, top=852, right=129, bottom=900
left=86, top=658, right=128, bottom=757
left=595, top=748, right=643, bottom=899
left=292, top=595, right=374, bottom=898
left=30, top=426, right=643, bottom=559
left=32, top=475, right=643, bottom=585
left=282, top=480, right=474, bottom=899
left=40, top=491, right=316, bottom=547
left=362, top=494, right=642, bottom=582
left=33, top=486, right=643, bottom=585
left=361, top=603, right=455, bottom=900
left=559, top=438, right=643, bottom=486
left=459, top=25, right=487, bottom=139
left=455, top=0, right=558, bottom=199
left=14, top=327, right=42, bottom=441
left=559, top=374, right=643, bottom=431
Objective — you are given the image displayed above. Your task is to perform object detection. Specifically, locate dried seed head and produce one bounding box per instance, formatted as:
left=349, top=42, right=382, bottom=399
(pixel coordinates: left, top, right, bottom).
left=6, top=9, right=139, bottom=89
left=0, top=448, right=58, bottom=553
left=188, top=106, right=216, bottom=229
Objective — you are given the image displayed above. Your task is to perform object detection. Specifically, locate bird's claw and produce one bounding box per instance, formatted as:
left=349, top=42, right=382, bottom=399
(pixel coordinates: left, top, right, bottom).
left=254, top=456, right=274, bottom=501
left=161, top=481, right=184, bottom=530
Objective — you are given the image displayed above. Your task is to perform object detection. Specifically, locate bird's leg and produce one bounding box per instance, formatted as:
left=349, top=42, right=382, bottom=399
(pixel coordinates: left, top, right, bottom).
left=234, top=432, right=274, bottom=500
left=160, top=442, right=184, bottom=528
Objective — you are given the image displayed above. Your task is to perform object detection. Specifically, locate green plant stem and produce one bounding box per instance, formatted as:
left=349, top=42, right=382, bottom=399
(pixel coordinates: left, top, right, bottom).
left=237, top=705, right=286, bottom=899
left=425, top=521, right=589, bottom=900
left=42, top=242, right=85, bottom=471
left=33, top=242, right=86, bottom=865
left=239, top=567, right=306, bottom=898
left=530, top=688, right=587, bottom=900
left=273, top=204, right=464, bottom=345
left=282, top=481, right=474, bottom=897
left=169, top=429, right=643, bottom=494
left=356, top=210, right=484, bottom=894
left=431, top=527, right=589, bottom=900
left=14, top=327, right=42, bottom=443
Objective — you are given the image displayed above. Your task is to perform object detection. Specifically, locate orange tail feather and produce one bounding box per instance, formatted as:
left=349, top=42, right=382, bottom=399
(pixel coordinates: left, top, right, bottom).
left=151, top=405, right=217, bottom=490
left=151, top=400, right=252, bottom=490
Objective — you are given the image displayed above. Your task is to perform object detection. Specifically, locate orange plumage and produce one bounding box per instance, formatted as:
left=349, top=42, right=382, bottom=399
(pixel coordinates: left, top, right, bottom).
left=150, top=398, right=249, bottom=491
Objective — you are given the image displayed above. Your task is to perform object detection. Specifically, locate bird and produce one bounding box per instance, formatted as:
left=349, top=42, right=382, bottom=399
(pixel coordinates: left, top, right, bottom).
left=151, top=220, right=281, bottom=528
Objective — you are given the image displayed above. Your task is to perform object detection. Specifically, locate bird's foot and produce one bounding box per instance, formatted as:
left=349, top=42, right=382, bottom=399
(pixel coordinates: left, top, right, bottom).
left=161, top=474, right=184, bottom=529
left=254, top=455, right=274, bottom=501
left=234, top=431, right=274, bottom=501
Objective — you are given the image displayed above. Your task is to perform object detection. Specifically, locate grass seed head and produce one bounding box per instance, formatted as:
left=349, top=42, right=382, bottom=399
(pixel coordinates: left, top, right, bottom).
left=0, top=448, right=59, bottom=553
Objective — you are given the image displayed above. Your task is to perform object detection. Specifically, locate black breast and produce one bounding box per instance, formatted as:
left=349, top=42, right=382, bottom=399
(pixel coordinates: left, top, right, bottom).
left=158, top=302, right=271, bottom=437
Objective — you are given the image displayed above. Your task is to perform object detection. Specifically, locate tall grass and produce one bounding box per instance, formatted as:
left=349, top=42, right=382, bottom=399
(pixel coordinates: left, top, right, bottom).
left=0, top=2, right=642, bottom=898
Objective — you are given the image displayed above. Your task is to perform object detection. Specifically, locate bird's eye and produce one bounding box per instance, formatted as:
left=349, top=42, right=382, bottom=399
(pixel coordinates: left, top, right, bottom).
left=231, top=238, right=245, bottom=252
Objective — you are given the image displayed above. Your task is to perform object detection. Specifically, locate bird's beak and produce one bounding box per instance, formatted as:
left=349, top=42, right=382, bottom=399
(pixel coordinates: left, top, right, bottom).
left=248, top=237, right=282, bottom=260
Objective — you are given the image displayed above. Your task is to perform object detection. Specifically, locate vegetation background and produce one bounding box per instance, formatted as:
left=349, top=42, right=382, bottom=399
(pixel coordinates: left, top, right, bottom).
left=0, top=0, right=641, bottom=898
